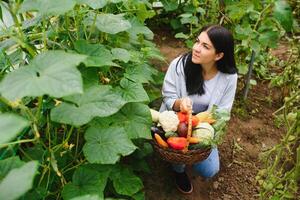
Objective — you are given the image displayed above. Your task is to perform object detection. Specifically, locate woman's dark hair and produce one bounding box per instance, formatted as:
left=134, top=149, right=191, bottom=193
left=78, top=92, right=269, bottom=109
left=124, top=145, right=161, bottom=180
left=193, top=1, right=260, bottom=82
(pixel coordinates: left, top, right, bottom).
left=177, top=25, right=237, bottom=96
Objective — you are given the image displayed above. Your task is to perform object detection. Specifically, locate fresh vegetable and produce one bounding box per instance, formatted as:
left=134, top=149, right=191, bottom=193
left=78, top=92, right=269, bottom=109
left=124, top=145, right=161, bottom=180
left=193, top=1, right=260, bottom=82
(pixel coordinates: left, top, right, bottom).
left=192, top=122, right=214, bottom=141
left=189, top=137, right=200, bottom=144
left=165, top=131, right=178, bottom=138
left=177, top=122, right=188, bottom=137
left=154, top=133, right=168, bottom=148
left=158, top=110, right=179, bottom=132
left=177, top=112, right=187, bottom=122
left=177, top=112, right=199, bottom=127
left=196, top=111, right=216, bottom=124
left=196, top=122, right=214, bottom=134
left=167, top=137, right=187, bottom=150
left=192, top=116, right=199, bottom=127
left=150, top=109, right=160, bottom=122
left=150, top=126, right=164, bottom=135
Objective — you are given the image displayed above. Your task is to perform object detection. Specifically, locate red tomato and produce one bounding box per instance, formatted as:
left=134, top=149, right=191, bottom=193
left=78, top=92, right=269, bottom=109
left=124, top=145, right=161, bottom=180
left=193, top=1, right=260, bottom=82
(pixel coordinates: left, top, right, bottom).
left=177, top=112, right=187, bottom=123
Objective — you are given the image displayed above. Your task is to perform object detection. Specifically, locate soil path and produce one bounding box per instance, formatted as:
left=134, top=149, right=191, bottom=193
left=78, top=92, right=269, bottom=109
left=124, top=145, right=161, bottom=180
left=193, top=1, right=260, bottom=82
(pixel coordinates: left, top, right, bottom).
left=143, top=30, right=285, bottom=200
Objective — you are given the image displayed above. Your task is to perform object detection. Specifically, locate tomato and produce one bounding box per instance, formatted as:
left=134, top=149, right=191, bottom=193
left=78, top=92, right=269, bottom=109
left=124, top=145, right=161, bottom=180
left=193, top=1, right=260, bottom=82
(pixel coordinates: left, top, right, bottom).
left=177, top=112, right=187, bottom=123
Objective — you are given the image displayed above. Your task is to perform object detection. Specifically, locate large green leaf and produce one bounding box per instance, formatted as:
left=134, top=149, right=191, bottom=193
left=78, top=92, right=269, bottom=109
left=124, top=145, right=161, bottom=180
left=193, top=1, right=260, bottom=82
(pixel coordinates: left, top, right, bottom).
left=76, top=0, right=107, bottom=9
left=0, top=161, right=38, bottom=200
left=111, top=48, right=130, bottom=63
left=124, top=64, right=156, bottom=84
left=0, top=113, right=29, bottom=145
left=92, top=103, right=152, bottom=139
left=62, top=165, right=109, bottom=200
left=83, top=126, right=136, bottom=164
left=0, top=157, right=24, bottom=181
left=160, top=0, right=178, bottom=11
left=110, top=166, right=143, bottom=196
left=225, top=2, right=249, bottom=21
left=51, top=85, right=126, bottom=126
left=76, top=0, right=122, bottom=9
left=19, top=0, right=76, bottom=16
left=258, top=30, right=279, bottom=49
left=85, top=13, right=131, bottom=34
left=74, top=40, right=118, bottom=67
left=0, top=51, right=86, bottom=101
left=71, top=195, right=103, bottom=200
left=273, top=0, right=293, bottom=32
left=127, top=18, right=154, bottom=40
left=116, top=78, right=149, bottom=103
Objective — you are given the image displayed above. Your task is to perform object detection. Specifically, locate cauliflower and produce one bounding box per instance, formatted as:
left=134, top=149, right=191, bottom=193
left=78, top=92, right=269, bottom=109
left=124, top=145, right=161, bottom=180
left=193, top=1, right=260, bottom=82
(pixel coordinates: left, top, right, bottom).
left=158, top=110, right=179, bottom=132
left=150, top=109, right=160, bottom=122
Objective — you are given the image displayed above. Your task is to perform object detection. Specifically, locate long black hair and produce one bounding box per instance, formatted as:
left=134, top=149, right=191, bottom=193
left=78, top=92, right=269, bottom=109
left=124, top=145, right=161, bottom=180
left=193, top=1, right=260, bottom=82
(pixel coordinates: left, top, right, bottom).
left=176, top=25, right=237, bottom=96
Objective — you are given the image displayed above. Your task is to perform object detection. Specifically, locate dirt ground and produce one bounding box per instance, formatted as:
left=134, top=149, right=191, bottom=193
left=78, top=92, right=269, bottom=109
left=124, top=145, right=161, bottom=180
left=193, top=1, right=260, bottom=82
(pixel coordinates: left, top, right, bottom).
left=142, top=29, right=286, bottom=200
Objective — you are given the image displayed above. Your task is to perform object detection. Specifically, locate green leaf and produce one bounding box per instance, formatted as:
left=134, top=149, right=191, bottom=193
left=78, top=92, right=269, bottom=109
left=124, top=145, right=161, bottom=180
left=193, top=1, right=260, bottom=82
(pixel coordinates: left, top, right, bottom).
left=110, top=166, right=143, bottom=196
left=19, top=0, right=76, bottom=16
left=111, top=48, right=130, bottom=63
left=258, top=30, right=279, bottom=48
left=124, top=63, right=156, bottom=84
left=250, top=79, right=257, bottom=85
left=237, top=63, right=249, bottom=75
left=0, top=161, right=38, bottom=200
left=160, top=0, right=178, bottom=11
left=0, top=157, right=24, bottom=181
left=132, top=191, right=145, bottom=200
left=135, top=3, right=155, bottom=22
left=74, top=40, right=118, bottom=67
left=175, top=32, right=189, bottom=39
left=273, top=0, right=293, bottom=32
left=0, top=5, right=3, bottom=22
left=51, top=85, right=126, bottom=126
left=249, top=40, right=261, bottom=53
left=62, top=165, right=109, bottom=200
left=117, top=78, right=149, bottom=103
left=0, top=51, right=86, bottom=101
left=0, top=113, right=29, bottom=145
left=85, top=13, right=131, bottom=34
left=83, top=126, right=137, bottom=164
left=127, top=18, right=154, bottom=40
left=71, top=195, right=103, bottom=200
left=93, top=103, right=152, bottom=139
left=76, top=0, right=107, bottom=9
left=226, top=2, right=249, bottom=21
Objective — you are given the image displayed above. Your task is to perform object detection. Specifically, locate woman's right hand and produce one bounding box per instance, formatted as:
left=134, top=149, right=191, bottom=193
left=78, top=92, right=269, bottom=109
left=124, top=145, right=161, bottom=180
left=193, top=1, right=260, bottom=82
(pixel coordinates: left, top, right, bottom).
left=180, top=97, right=193, bottom=113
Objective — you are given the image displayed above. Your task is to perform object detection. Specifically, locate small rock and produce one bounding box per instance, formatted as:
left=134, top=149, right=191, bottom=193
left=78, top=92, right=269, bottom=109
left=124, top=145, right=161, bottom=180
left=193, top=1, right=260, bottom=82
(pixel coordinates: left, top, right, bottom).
left=213, top=181, right=219, bottom=190
left=218, top=177, right=224, bottom=182
left=223, top=194, right=232, bottom=200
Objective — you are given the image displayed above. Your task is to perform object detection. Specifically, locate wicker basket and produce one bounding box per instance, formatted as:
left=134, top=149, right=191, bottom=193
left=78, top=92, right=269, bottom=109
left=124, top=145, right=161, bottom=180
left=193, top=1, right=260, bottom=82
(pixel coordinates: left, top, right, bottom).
left=151, top=108, right=212, bottom=164
left=150, top=140, right=211, bottom=165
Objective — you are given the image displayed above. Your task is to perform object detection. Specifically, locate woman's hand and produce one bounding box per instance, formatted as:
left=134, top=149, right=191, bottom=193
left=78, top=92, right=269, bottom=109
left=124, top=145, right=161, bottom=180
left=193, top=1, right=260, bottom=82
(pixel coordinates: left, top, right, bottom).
left=180, top=97, right=192, bottom=113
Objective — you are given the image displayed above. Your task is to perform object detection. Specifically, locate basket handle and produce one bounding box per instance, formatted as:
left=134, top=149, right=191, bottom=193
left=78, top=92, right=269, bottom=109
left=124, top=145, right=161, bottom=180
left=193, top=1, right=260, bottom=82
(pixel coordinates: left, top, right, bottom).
left=182, top=108, right=192, bottom=153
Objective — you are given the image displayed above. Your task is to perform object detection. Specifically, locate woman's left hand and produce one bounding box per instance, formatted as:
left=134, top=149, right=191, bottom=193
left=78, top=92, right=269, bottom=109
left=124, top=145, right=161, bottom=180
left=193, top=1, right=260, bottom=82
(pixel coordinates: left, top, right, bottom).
left=180, top=97, right=193, bottom=113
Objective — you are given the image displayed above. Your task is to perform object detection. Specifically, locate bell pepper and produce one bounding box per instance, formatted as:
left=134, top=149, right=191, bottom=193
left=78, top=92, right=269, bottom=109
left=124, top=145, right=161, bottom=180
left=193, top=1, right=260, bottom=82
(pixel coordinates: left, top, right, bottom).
left=167, top=137, right=187, bottom=150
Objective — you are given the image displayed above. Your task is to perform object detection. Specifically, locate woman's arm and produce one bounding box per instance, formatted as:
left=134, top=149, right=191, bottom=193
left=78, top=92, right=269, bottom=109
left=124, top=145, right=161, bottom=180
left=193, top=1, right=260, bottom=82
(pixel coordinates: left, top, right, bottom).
left=161, top=57, right=182, bottom=111
left=217, top=74, right=238, bottom=112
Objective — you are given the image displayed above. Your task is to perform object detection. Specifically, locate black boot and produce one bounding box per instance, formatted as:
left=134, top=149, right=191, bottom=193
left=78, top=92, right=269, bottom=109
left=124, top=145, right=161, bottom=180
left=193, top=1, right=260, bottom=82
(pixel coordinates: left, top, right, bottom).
left=174, top=171, right=193, bottom=194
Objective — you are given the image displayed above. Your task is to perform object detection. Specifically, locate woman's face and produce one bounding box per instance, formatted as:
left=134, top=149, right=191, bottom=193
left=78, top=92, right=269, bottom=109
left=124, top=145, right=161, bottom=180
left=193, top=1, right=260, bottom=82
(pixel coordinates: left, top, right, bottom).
left=192, top=31, right=221, bottom=65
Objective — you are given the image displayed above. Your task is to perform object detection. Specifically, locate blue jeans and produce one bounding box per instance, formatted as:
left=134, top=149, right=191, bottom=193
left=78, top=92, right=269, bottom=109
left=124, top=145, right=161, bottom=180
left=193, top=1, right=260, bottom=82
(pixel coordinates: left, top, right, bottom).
left=172, top=148, right=220, bottom=178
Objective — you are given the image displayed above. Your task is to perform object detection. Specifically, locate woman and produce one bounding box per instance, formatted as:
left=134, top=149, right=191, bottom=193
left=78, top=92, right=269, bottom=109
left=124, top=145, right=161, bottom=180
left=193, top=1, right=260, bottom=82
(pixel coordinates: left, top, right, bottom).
left=159, top=25, right=238, bottom=194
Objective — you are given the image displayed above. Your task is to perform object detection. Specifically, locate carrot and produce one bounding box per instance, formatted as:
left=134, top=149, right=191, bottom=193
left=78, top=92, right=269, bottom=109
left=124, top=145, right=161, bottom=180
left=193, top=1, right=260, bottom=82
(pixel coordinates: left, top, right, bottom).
left=154, top=133, right=168, bottom=148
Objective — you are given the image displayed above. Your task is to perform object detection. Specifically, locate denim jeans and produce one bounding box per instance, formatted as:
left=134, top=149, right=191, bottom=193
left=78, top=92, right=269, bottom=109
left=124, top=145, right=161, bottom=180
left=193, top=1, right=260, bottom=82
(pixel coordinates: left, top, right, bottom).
left=172, top=148, right=220, bottom=178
